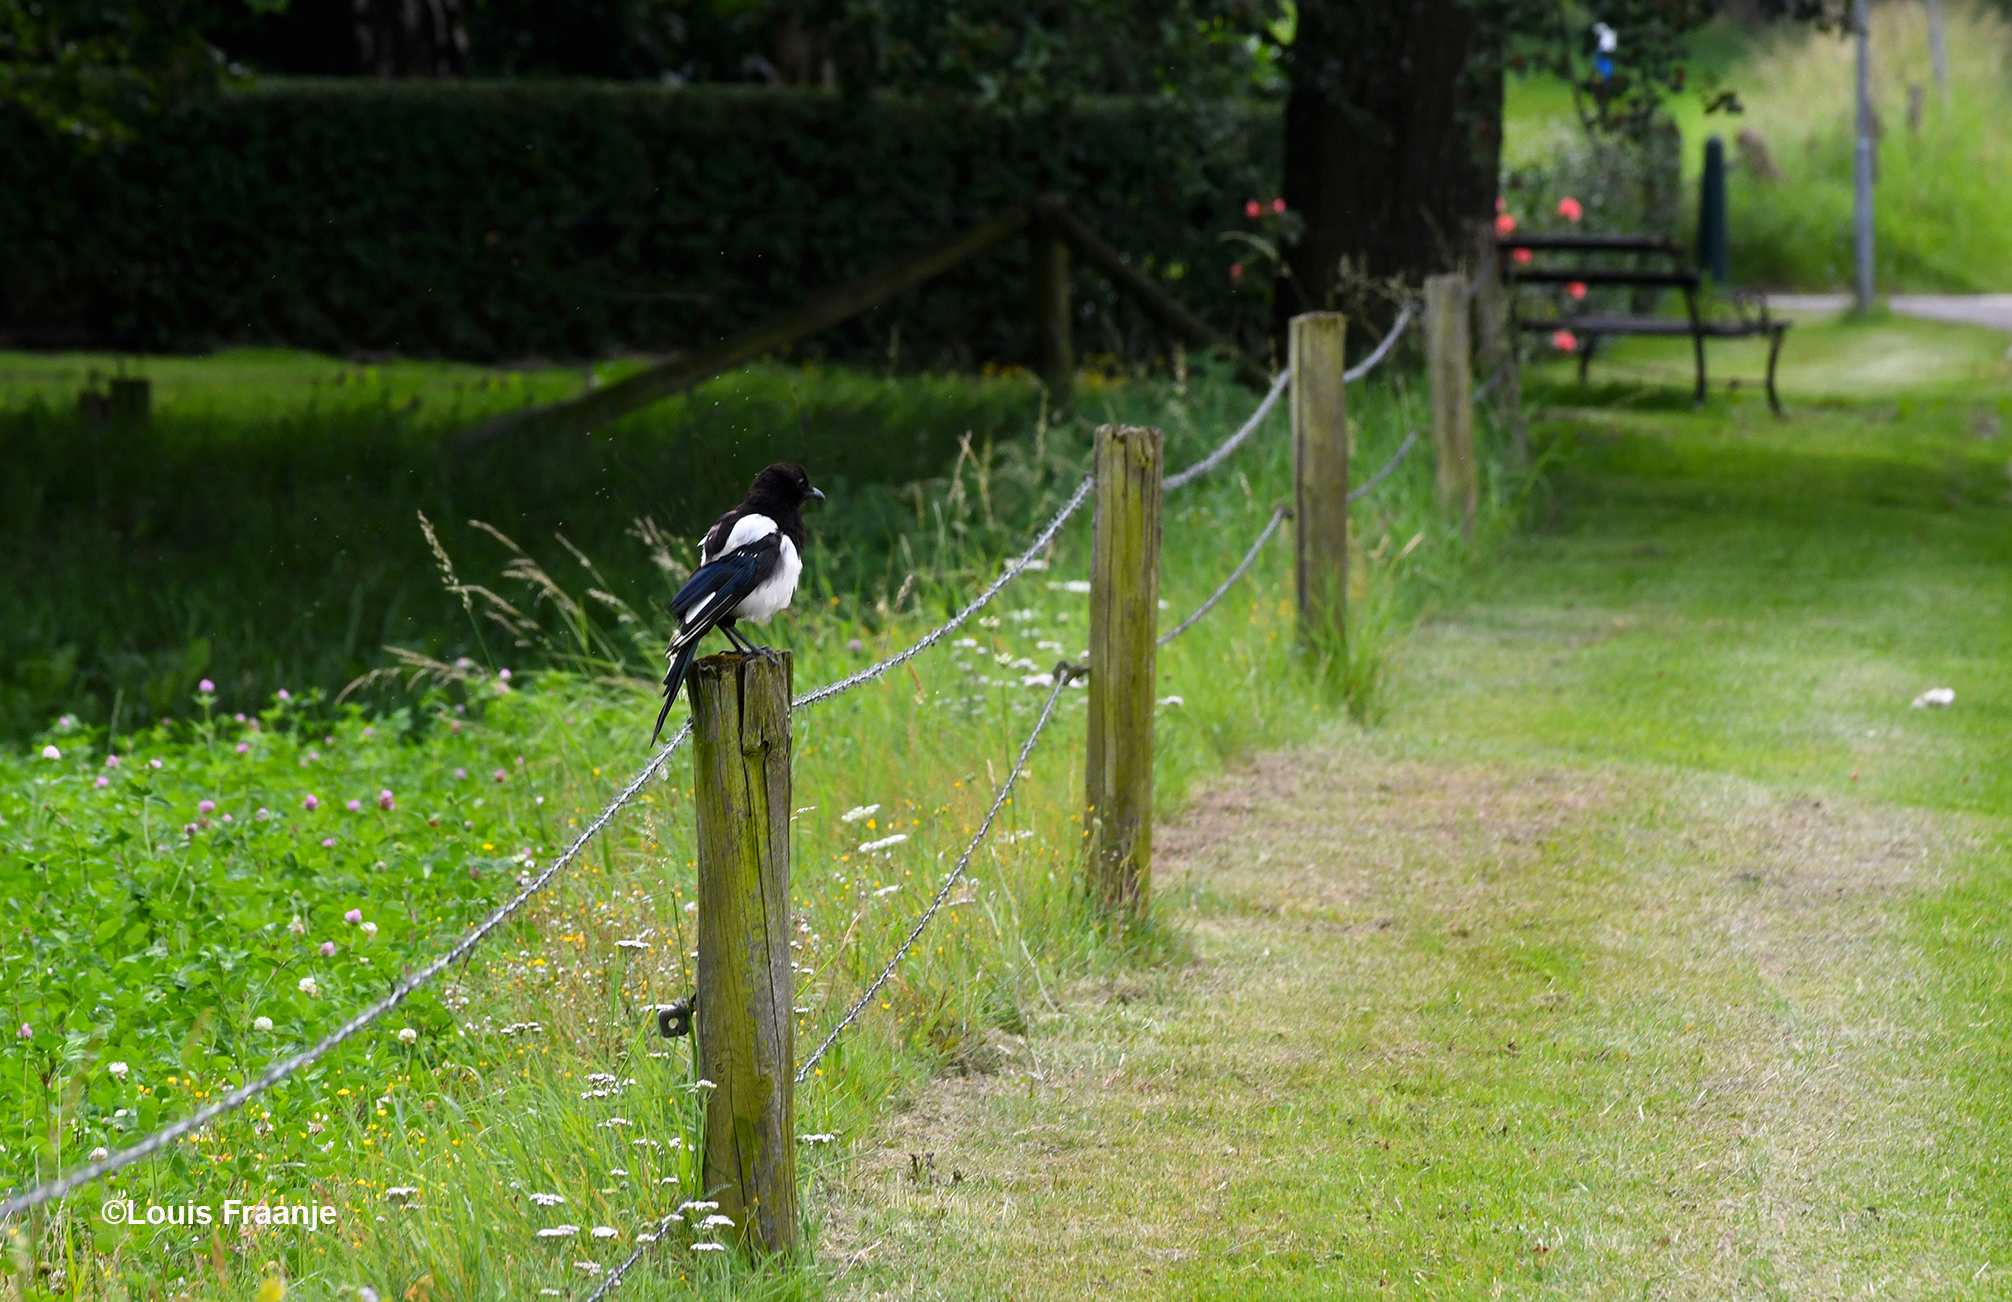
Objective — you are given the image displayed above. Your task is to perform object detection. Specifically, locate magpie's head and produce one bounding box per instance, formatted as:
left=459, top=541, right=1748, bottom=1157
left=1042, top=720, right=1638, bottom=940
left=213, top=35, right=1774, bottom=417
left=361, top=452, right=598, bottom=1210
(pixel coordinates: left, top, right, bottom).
left=748, top=462, right=825, bottom=511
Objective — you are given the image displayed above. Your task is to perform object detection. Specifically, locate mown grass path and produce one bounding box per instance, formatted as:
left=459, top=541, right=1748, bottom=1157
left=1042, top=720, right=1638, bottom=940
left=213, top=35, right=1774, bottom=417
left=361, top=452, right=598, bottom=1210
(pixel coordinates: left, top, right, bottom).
left=826, top=326, right=2012, bottom=1299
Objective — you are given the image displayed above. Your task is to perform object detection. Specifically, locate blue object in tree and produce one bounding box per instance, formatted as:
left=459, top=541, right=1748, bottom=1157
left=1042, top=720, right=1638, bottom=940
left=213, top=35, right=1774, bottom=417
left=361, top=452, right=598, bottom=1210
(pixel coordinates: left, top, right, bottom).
left=1592, top=22, right=1617, bottom=80
left=1698, top=135, right=1730, bottom=285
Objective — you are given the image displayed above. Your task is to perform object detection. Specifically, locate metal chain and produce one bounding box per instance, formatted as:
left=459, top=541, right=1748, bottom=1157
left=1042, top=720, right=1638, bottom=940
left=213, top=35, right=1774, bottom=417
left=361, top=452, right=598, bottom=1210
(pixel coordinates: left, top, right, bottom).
left=795, top=662, right=1080, bottom=1085
left=1158, top=506, right=1290, bottom=646
left=0, top=722, right=696, bottom=1220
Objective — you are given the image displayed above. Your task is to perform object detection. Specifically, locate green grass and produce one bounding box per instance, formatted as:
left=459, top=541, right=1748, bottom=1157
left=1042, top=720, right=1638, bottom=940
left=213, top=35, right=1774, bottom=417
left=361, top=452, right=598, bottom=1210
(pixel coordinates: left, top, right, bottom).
left=0, top=348, right=1516, bottom=1298
left=818, top=312, right=2012, bottom=1298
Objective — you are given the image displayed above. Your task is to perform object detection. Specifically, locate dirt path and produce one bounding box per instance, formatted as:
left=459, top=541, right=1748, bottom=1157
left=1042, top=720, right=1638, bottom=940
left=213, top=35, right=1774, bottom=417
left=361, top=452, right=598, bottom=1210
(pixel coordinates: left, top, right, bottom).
left=822, top=746, right=1990, bottom=1298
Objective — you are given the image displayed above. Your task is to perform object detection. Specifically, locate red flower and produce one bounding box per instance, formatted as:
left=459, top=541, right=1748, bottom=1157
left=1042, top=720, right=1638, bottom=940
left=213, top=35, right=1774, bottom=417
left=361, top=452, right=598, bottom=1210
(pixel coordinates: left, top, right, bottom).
left=1270, top=197, right=1286, bottom=214
left=1512, top=247, right=1534, bottom=264
left=1245, top=200, right=1262, bottom=219
left=1495, top=213, right=1517, bottom=236
left=1557, top=196, right=1584, bottom=222
left=1551, top=329, right=1578, bottom=352
left=1229, top=263, right=1245, bottom=281
left=1568, top=281, right=1587, bottom=300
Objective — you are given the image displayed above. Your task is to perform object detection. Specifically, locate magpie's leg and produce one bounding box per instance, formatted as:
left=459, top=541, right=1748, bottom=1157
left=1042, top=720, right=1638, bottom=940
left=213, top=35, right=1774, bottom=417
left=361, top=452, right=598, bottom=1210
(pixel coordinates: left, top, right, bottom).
left=721, top=621, right=777, bottom=663
left=724, top=618, right=779, bottom=663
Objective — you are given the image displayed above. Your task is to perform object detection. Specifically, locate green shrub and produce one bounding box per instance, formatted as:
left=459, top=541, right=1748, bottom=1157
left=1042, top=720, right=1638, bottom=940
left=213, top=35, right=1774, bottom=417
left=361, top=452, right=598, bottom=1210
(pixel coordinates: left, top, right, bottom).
left=1721, top=3, right=2012, bottom=291
left=0, top=81, right=1282, bottom=364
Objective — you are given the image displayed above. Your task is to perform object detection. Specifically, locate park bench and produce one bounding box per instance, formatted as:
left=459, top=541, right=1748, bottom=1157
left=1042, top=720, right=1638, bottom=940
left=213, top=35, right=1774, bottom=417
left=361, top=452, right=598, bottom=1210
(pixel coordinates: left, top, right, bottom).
left=1499, top=233, right=1790, bottom=416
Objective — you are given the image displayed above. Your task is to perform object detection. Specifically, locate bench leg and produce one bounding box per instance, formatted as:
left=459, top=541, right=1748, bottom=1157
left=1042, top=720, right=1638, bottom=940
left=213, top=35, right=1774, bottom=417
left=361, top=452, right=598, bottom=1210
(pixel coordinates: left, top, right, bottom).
left=1681, top=285, right=1706, bottom=404
left=1765, top=325, right=1787, bottom=418
left=1577, top=334, right=1596, bottom=387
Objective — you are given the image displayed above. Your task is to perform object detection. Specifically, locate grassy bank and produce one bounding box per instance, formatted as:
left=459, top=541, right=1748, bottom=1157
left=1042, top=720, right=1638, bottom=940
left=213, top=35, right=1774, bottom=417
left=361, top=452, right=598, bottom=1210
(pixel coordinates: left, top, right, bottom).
left=0, top=350, right=1519, bottom=1298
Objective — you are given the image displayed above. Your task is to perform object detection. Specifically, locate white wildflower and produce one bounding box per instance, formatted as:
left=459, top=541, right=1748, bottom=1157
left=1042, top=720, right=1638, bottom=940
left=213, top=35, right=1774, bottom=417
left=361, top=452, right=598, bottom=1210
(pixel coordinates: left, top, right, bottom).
left=693, top=1242, right=729, bottom=1253
left=859, top=833, right=908, bottom=854
left=535, top=1225, right=578, bottom=1238
left=252, top=1016, right=273, bottom=1032
left=396, top=1027, right=418, bottom=1045
left=107, top=1061, right=129, bottom=1079
left=590, top=1226, right=618, bottom=1239
left=297, top=977, right=320, bottom=998
left=529, top=1192, right=566, bottom=1207
left=840, top=804, right=880, bottom=823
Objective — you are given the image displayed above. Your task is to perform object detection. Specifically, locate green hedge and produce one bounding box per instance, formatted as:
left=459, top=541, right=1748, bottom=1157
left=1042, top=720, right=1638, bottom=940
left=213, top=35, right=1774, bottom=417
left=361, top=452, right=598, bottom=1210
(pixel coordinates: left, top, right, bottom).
left=0, top=82, right=1283, bottom=364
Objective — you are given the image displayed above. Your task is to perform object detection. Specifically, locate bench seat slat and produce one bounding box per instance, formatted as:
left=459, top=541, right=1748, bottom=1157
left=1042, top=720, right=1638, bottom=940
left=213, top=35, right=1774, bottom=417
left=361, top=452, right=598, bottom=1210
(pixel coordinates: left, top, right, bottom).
left=1514, top=315, right=1786, bottom=337
left=1500, top=234, right=1684, bottom=253
left=1508, top=268, right=1700, bottom=288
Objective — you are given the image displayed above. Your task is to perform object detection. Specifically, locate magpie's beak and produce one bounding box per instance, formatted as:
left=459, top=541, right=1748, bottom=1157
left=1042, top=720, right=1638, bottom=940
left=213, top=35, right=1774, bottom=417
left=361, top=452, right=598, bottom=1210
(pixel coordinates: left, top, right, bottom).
left=806, top=486, right=827, bottom=503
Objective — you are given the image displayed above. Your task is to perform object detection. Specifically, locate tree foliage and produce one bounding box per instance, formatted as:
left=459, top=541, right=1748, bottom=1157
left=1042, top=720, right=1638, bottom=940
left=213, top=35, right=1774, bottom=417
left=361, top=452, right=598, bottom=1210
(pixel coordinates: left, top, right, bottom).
left=0, top=0, right=239, bottom=140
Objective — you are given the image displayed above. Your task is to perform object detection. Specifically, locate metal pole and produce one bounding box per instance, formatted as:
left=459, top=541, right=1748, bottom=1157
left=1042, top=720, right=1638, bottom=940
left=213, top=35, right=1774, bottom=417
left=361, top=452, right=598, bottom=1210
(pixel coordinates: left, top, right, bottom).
left=1853, top=0, right=1876, bottom=312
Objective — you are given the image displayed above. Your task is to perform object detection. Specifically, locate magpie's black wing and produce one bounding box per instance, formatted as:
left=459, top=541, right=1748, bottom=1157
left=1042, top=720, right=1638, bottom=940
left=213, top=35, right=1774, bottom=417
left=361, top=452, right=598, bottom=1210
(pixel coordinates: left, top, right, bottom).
left=670, top=533, right=780, bottom=642
left=649, top=533, right=782, bottom=745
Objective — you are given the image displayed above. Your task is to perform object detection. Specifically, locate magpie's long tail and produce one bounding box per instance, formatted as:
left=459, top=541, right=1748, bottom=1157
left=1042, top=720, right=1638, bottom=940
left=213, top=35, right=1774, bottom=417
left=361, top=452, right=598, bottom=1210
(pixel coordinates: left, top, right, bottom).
left=650, top=640, right=702, bottom=747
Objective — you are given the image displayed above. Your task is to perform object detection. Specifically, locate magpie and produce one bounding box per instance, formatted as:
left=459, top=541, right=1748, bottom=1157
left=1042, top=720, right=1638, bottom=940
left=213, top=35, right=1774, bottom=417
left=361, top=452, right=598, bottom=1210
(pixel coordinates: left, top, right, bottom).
left=650, top=462, right=825, bottom=744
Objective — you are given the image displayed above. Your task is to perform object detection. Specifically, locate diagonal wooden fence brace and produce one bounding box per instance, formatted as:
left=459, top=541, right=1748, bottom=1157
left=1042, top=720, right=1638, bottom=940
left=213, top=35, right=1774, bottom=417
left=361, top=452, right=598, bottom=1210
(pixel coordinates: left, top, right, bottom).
left=1034, top=195, right=1272, bottom=390
left=690, top=651, right=798, bottom=1255
left=457, top=206, right=1033, bottom=446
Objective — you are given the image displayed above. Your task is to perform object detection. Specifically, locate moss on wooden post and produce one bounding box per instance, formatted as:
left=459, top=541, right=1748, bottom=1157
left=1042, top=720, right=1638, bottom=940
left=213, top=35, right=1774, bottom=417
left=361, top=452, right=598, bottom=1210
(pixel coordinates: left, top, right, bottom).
left=1032, top=221, right=1074, bottom=412
left=1085, top=424, right=1162, bottom=915
left=1290, top=312, right=1349, bottom=640
left=1426, top=273, right=1477, bottom=542
left=690, top=651, right=798, bottom=1255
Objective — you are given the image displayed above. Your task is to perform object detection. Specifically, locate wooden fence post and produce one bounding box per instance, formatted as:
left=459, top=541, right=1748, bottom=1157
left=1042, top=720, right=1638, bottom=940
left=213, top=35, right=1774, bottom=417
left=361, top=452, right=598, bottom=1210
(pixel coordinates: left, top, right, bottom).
left=1085, top=424, right=1162, bottom=915
left=690, top=651, right=798, bottom=1254
left=1032, top=220, right=1074, bottom=411
left=1425, top=273, right=1477, bottom=542
left=1290, top=312, right=1349, bottom=640
left=1467, top=220, right=1525, bottom=466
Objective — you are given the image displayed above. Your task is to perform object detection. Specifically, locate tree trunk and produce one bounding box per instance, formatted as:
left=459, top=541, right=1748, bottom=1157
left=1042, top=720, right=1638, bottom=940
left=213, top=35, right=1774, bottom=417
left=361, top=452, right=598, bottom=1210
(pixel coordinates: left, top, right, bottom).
left=1279, top=0, right=1504, bottom=342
